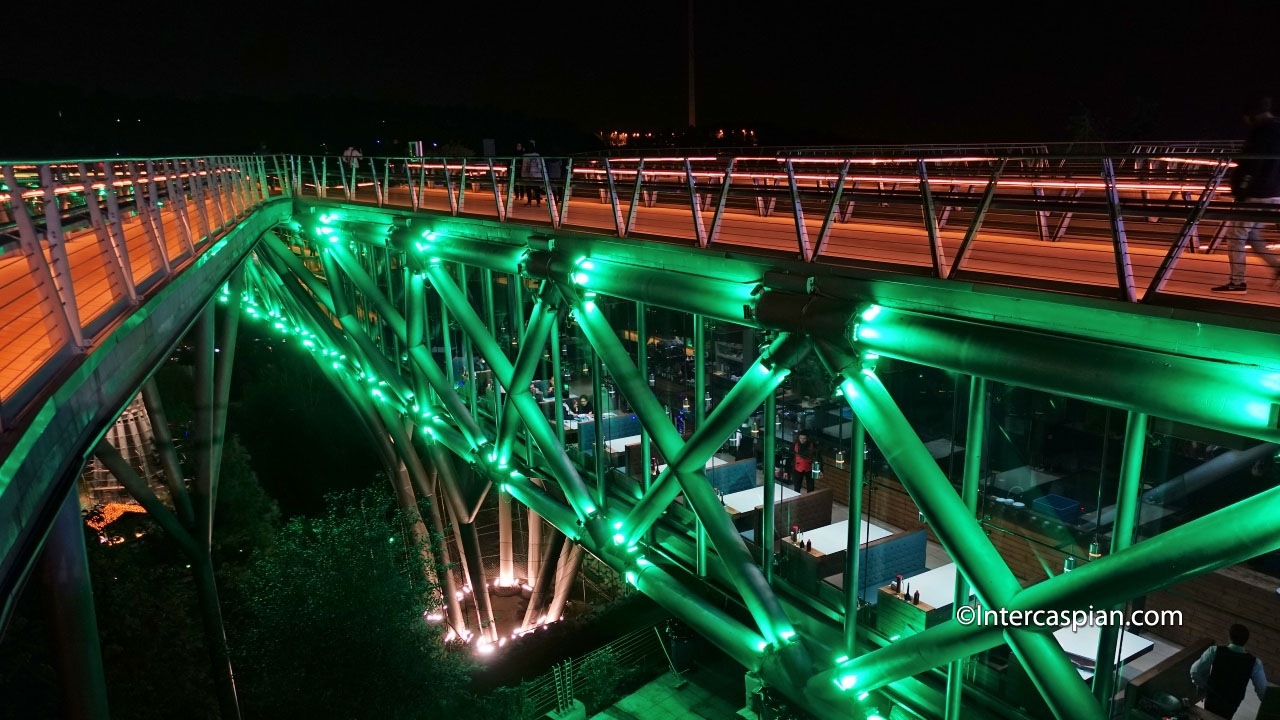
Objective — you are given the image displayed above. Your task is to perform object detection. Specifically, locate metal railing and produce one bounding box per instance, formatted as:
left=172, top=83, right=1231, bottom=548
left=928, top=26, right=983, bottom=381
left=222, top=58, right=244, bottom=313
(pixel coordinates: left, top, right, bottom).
left=521, top=623, right=667, bottom=716
left=4, top=144, right=1277, bottom=432
left=277, top=146, right=1280, bottom=313
left=0, top=155, right=278, bottom=428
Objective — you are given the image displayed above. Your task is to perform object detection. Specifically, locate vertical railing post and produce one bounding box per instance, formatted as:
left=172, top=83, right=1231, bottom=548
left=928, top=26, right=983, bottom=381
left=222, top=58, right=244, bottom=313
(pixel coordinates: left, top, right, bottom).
left=625, top=160, right=645, bottom=237
left=77, top=162, right=136, bottom=304
left=190, top=158, right=213, bottom=241
left=949, top=159, right=1006, bottom=279
left=918, top=160, right=946, bottom=277
left=814, top=160, right=850, bottom=259
left=684, top=158, right=708, bottom=246
left=1102, top=158, right=1137, bottom=302
left=3, top=165, right=79, bottom=350
left=161, top=159, right=196, bottom=255
left=487, top=158, right=505, bottom=220
left=785, top=159, right=813, bottom=260
left=604, top=159, right=624, bottom=236
left=706, top=158, right=736, bottom=247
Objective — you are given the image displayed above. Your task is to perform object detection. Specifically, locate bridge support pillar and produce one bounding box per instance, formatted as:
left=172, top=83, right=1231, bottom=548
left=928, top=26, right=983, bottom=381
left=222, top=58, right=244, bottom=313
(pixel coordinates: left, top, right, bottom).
left=36, top=486, right=110, bottom=720
left=547, top=543, right=584, bottom=622
left=522, top=527, right=566, bottom=629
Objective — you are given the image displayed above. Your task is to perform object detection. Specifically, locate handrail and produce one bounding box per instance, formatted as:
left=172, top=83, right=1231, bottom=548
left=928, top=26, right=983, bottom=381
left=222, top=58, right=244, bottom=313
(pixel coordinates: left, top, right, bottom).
left=3, top=144, right=1278, bottom=435
left=278, top=149, right=1279, bottom=318
left=0, top=155, right=278, bottom=429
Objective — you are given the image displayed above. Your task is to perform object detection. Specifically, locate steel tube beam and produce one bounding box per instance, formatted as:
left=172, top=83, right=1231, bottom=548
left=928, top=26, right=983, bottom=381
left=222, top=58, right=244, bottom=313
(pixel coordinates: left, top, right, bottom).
left=1092, top=441, right=1279, bottom=528
left=193, top=556, right=240, bottom=719
left=636, top=302, right=650, bottom=493
left=140, top=379, right=196, bottom=528
left=829, top=304, right=1280, bottom=445
left=762, top=384, right=776, bottom=583
left=591, top=349, right=606, bottom=507
left=521, top=526, right=565, bottom=628
left=693, top=314, right=707, bottom=577
left=527, top=501, right=543, bottom=585
left=813, top=430, right=1280, bottom=703
left=498, top=489, right=514, bottom=588
left=192, top=306, right=216, bottom=550
left=432, top=447, right=497, bottom=642
left=210, top=268, right=243, bottom=496
left=320, top=245, right=488, bottom=446
left=426, top=266, right=606, bottom=542
left=422, top=464, right=467, bottom=636
left=35, top=487, right=109, bottom=720
left=945, top=376, right=986, bottom=720
left=547, top=544, right=584, bottom=622
left=93, top=440, right=201, bottom=561
left=574, top=303, right=804, bottom=667
left=496, top=293, right=556, bottom=463
left=622, top=334, right=808, bottom=544
left=828, top=359, right=1103, bottom=720
left=843, top=414, right=865, bottom=660
left=1092, top=411, right=1147, bottom=706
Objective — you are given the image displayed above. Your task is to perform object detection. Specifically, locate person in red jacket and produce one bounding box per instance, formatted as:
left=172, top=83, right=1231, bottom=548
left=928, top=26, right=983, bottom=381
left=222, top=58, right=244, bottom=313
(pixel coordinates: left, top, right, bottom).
left=792, top=432, right=817, bottom=492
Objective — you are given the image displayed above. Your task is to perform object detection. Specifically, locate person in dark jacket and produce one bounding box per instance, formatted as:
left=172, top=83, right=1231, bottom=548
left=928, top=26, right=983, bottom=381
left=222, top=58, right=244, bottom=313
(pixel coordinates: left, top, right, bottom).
left=792, top=432, right=817, bottom=492
left=1191, top=623, right=1268, bottom=718
left=1214, top=98, right=1280, bottom=293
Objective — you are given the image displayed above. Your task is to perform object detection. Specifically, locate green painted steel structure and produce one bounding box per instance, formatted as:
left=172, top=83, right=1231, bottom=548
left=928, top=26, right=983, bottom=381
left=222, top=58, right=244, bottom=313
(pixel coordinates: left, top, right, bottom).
left=3, top=151, right=1280, bottom=720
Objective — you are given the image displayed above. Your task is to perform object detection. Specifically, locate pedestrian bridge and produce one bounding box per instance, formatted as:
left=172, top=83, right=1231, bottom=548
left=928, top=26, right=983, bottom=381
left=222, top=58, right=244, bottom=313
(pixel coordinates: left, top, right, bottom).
left=3, top=147, right=1280, bottom=720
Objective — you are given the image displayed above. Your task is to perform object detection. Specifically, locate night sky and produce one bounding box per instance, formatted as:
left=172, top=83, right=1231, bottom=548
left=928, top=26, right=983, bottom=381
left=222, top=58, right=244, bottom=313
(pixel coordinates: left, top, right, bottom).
left=4, top=2, right=1277, bottom=157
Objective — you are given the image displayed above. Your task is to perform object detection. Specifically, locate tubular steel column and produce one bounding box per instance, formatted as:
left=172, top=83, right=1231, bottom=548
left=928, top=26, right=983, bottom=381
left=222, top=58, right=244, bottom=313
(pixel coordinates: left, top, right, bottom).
left=1093, top=411, right=1148, bottom=707
left=763, top=385, right=777, bottom=583
left=830, top=359, right=1103, bottom=720
left=522, top=529, right=565, bottom=628
left=592, top=349, right=606, bottom=506
left=193, top=557, right=240, bottom=719
left=636, top=302, right=651, bottom=493
left=433, top=447, right=498, bottom=642
left=842, top=414, right=865, bottom=659
left=211, top=268, right=244, bottom=491
left=547, top=543, right=585, bottom=622
left=946, top=376, right=987, bottom=720
left=694, top=314, right=707, bottom=578
left=141, top=379, right=195, bottom=528
left=192, top=305, right=217, bottom=550
left=498, top=489, right=515, bottom=587
left=35, top=486, right=109, bottom=720
left=423, top=464, right=467, bottom=636
left=552, top=313, right=565, bottom=445
left=527, top=501, right=543, bottom=585
left=575, top=305, right=805, bottom=667
left=190, top=303, right=243, bottom=720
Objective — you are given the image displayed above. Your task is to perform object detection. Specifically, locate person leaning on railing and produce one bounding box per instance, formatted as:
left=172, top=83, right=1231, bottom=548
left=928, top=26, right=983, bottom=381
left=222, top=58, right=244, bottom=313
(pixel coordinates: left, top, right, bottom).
left=1213, top=97, right=1280, bottom=294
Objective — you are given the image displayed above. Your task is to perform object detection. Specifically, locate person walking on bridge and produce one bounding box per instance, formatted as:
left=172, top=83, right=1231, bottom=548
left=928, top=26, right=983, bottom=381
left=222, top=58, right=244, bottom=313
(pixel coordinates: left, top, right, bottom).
left=342, top=146, right=362, bottom=170
left=1214, top=98, right=1280, bottom=294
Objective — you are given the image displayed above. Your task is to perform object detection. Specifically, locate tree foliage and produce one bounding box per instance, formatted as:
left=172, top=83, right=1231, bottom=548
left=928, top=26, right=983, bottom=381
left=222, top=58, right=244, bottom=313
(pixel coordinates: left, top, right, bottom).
left=229, top=487, right=474, bottom=719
